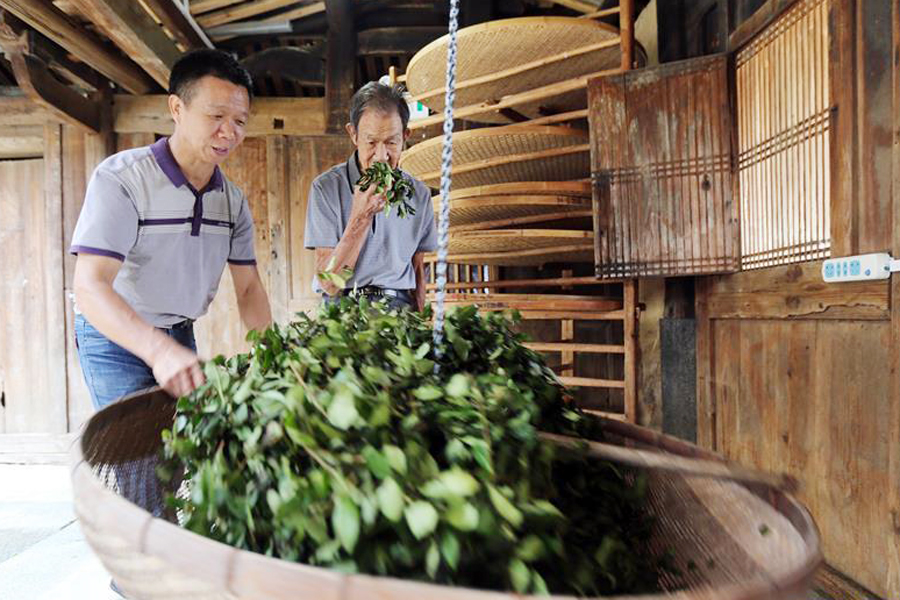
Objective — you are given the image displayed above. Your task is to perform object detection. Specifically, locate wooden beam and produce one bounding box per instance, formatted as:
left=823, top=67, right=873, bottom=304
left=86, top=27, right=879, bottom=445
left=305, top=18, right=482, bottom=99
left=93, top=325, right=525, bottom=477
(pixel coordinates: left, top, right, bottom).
left=113, top=94, right=326, bottom=135
left=189, top=0, right=241, bottom=15
left=241, top=45, right=325, bottom=86
left=548, top=0, right=600, bottom=14
left=198, top=0, right=303, bottom=28
left=67, top=0, right=181, bottom=89
left=28, top=29, right=105, bottom=91
left=357, top=26, right=444, bottom=55
left=0, top=88, right=48, bottom=125
left=258, top=0, right=324, bottom=23
left=0, top=0, right=156, bottom=93
left=0, top=23, right=100, bottom=132
left=0, top=126, right=41, bottom=158
left=141, top=0, right=213, bottom=48
left=325, top=0, right=355, bottom=133
left=620, top=0, right=634, bottom=70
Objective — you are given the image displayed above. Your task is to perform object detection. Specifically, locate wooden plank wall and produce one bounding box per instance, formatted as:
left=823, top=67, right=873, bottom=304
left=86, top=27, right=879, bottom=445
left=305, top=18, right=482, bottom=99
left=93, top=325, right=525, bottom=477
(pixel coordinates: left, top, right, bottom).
left=191, top=135, right=354, bottom=359
left=695, top=2, right=900, bottom=596
left=0, top=122, right=110, bottom=438
left=697, top=263, right=894, bottom=596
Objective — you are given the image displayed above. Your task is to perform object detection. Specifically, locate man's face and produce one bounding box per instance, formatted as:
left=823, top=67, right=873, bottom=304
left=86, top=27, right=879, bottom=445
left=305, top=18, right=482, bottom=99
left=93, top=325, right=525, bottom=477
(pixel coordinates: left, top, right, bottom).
left=347, top=108, right=409, bottom=171
left=169, top=75, right=250, bottom=166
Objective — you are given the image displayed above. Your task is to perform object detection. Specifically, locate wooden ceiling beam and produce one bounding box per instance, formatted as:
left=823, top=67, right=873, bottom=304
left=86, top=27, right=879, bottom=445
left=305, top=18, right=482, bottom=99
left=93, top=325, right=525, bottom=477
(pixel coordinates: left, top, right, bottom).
left=0, top=0, right=156, bottom=93
left=357, top=26, right=444, bottom=55
left=198, top=0, right=306, bottom=29
left=548, top=0, right=602, bottom=13
left=241, top=45, right=324, bottom=86
left=0, top=22, right=100, bottom=132
left=141, top=0, right=213, bottom=49
left=67, top=0, right=181, bottom=89
left=0, top=87, right=49, bottom=126
left=190, top=0, right=241, bottom=15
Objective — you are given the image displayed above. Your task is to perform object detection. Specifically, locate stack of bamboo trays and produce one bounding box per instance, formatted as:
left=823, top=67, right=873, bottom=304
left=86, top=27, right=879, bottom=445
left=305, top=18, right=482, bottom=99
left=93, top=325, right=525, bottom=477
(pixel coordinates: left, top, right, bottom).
left=399, top=12, right=644, bottom=405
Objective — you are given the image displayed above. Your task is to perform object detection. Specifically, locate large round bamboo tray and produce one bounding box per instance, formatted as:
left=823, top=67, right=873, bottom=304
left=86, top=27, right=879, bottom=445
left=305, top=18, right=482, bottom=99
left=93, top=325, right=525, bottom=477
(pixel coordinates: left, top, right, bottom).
left=400, top=125, right=589, bottom=188
left=71, top=388, right=821, bottom=600
left=433, top=181, right=592, bottom=227
left=406, top=17, right=646, bottom=123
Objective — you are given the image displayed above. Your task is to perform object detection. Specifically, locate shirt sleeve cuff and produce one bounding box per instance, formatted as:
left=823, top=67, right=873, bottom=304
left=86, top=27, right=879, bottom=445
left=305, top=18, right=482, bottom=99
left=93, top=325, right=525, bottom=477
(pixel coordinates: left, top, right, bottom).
left=227, top=258, right=257, bottom=266
left=70, top=245, right=125, bottom=261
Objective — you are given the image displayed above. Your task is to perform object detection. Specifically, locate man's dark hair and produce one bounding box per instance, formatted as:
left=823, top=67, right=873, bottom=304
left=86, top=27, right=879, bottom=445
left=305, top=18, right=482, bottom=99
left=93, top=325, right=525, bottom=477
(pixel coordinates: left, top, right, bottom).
left=349, top=82, right=410, bottom=131
left=168, top=49, right=253, bottom=104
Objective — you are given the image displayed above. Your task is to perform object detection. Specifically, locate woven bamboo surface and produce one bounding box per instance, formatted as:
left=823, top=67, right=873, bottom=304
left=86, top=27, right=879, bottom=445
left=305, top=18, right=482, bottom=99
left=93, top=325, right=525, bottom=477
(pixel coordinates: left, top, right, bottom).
left=400, top=125, right=590, bottom=188
left=406, top=17, right=640, bottom=123
left=426, top=242, right=595, bottom=266
left=433, top=181, right=591, bottom=226
left=446, top=229, right=593, bottom=254
left=71, top=389, right=821, bottom=600
left=433, top=293, right=622, bottom=312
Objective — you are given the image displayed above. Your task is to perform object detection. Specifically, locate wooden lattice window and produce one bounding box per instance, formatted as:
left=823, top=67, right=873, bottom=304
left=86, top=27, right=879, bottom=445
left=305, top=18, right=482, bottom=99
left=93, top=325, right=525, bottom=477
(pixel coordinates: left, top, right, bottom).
left=736, top=0, right=830, bottom=269
left=588, top=54, right=739, bottom=277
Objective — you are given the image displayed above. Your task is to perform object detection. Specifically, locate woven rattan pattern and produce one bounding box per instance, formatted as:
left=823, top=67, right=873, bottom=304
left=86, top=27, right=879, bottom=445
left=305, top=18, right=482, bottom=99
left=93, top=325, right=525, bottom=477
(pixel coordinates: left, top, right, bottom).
left=72, top=389, right=821, bottom=600
left=407, top=17, right=624, bottom=123
left=401, top=126, right=589, bottom=188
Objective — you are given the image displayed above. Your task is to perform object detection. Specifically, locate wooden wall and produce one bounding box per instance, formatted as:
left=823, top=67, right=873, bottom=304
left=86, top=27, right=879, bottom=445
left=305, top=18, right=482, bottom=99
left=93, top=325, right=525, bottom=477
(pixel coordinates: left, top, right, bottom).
left=191, top=135, right=354, bottom=360
left=693, top=1, right=900, bottom=596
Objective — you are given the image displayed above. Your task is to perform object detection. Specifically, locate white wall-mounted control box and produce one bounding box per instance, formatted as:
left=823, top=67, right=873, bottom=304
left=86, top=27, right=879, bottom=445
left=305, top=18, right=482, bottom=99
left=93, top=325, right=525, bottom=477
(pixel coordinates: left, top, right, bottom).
left=822, top=253, right=893, bottom=282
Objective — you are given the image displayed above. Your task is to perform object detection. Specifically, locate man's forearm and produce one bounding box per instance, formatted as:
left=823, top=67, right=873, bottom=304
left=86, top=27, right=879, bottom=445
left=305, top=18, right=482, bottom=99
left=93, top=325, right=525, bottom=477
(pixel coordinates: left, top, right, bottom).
left=237, top=283, right=272, bottom=332
left=74, top=281, right=171, bottom=366
left=319, top=212, right=372, bottom=296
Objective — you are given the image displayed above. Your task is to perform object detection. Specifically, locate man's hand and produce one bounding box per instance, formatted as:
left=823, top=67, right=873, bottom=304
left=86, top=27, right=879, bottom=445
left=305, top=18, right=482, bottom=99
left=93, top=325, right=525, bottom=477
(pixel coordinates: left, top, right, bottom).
left=148, top=337, right=205, bottom=398
left=350, top=184, right=386, bottom=220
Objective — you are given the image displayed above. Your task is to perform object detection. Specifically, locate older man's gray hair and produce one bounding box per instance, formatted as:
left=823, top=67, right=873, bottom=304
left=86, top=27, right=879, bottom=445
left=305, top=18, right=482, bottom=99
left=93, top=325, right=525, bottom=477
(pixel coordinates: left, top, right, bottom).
left=349, top=82, right=410, bottom=131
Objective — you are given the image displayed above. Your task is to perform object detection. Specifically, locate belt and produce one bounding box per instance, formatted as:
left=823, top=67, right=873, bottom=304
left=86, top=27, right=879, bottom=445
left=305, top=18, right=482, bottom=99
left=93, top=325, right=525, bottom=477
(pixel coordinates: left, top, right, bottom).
left=343, top=286, right=409, bottom=299
left=163, top=319, right=194, bottom=330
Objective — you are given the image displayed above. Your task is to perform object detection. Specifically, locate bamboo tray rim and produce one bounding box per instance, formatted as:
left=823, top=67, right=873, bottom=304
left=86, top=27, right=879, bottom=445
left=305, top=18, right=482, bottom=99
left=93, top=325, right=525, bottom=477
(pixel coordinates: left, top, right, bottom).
left=407, top=16, right=624, bottom=81
left=403, top=124, right=589, bottom=157
left=70, top=392, right=823, bottom=600
left=434, top=181, right=593, bottom=200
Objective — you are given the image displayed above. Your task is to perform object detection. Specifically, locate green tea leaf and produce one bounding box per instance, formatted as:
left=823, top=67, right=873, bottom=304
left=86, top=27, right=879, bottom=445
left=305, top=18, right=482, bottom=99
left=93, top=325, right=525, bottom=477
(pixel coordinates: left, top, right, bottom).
left=332, top=495, right=360, bottom=552
left=404, top=501, right=439, bottom=539
left=488, top=485, right=523, bottom=528
left=376, top=477, right=404, bottom=522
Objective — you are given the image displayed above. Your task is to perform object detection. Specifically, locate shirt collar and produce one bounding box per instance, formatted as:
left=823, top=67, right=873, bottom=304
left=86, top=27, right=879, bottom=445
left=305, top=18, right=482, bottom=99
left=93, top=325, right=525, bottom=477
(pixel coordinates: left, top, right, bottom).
left=347, top=151, right=362, bottom=185
left=150, top=137, right=224, bottom=194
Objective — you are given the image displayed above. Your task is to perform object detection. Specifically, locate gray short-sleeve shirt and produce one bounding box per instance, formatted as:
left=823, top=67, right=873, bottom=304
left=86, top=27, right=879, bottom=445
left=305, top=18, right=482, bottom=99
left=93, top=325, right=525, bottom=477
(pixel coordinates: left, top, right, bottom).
left=304, top=153, right=437, bottom=293
left=70, top=137, right=257, bottom=327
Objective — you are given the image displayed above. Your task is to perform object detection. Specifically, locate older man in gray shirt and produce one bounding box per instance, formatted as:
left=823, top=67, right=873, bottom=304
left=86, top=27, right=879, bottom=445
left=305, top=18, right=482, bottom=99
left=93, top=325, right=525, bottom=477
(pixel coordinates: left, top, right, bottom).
left=304, top=82, right=437, bottom=311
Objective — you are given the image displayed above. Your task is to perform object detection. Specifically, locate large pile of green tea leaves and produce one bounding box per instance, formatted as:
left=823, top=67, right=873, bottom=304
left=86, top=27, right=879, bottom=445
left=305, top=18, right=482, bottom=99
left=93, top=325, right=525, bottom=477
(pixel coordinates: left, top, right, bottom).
left=159, top=300, right=659, bottom=596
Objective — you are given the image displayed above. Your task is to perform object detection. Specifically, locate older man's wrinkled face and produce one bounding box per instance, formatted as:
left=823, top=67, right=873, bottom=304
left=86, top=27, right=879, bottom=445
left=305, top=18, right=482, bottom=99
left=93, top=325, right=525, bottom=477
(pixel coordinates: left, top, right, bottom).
left=347, top=108, right=408, bottom=171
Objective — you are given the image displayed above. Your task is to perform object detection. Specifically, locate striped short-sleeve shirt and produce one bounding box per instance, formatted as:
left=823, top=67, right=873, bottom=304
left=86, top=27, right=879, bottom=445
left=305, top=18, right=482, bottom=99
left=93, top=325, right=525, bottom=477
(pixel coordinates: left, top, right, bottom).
left=70, top=137, right=257, bottom=328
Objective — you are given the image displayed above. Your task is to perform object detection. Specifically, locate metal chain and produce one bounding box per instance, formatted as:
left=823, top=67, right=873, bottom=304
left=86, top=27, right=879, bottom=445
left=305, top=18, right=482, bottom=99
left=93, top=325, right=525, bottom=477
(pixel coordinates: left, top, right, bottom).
left=432, top=0, right=460, bottom=368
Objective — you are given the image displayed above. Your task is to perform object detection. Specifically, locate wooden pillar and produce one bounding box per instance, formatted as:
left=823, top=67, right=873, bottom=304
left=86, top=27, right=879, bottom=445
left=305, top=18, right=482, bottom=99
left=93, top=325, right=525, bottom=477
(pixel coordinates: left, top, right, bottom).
left=623, top=279, right=638, bottom=423
left=266, top=136, right=291, bottom=324
left=620, top=0, right=635, bottom=70
left=325, top=0, right=356, bottom=134
left=42, top=123, right=69, bottom=434
left=887, top=0, right=900, bottom=596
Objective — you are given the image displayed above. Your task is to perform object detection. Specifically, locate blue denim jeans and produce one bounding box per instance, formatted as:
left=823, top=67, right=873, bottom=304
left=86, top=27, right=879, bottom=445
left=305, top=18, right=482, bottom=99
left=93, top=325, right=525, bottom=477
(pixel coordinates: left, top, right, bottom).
left=74, top=314, right=197, bottom=410
left=74, top=314, right=196, bottom=518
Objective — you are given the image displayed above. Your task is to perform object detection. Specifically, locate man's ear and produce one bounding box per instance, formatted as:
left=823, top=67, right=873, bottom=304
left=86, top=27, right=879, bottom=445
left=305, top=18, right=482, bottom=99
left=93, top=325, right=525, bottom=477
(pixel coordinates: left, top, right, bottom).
left=345, top=122, right=357, bottom=145
left=402, top=128, right=411, bottom=143
left=168, top=94, right=183, bottom=126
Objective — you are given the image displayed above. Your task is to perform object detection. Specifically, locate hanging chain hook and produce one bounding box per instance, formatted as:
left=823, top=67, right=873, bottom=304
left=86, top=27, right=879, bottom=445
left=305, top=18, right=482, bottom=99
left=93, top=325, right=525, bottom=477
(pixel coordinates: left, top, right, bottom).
left=432, top=0, right=460, bottom=370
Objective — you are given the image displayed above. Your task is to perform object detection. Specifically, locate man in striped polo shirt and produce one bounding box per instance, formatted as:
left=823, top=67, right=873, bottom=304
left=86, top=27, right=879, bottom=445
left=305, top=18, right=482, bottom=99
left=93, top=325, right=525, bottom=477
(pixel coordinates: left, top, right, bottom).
left=71, top=49, right=272, bottom=407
